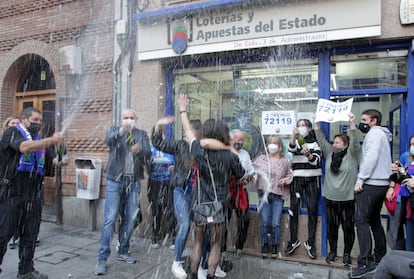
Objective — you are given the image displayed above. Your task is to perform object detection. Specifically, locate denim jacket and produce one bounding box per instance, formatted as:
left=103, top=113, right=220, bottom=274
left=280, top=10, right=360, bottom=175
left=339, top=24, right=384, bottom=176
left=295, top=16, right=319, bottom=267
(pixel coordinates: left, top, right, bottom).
left=104, top=126, right=151, bottom=182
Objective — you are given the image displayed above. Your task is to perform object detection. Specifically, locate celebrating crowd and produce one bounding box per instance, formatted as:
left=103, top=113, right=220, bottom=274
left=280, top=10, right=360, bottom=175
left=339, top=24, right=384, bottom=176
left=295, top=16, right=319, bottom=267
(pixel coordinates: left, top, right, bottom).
left=1, top=98, right=414, bottom=279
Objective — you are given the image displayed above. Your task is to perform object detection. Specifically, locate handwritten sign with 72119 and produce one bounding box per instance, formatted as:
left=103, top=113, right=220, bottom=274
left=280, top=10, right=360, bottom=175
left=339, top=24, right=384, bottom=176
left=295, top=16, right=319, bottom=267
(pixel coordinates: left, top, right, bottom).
left=261, top=110, right=296, bottom=135
left=315, top=98, right=354, bottom=123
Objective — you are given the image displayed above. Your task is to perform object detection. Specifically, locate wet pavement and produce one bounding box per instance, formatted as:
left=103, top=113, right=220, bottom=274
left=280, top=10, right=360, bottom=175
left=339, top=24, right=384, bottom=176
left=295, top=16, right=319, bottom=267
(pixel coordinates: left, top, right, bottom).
left=1, top=222, right=357, bottom=279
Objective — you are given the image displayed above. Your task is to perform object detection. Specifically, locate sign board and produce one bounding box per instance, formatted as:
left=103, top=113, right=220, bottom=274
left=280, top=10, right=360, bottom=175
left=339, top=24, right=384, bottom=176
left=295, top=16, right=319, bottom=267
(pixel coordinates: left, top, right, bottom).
left=137, top=0, right=381, bottom=60
left=315, top=98, right=354, bottom=123
left=261, top=110, right=296, bottom=135
left=400, top=0, right=414, bottom=25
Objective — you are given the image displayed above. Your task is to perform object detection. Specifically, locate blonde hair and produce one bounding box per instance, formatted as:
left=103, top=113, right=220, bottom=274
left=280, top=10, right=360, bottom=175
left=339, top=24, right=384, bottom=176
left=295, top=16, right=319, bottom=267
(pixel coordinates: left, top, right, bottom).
left=2, top=116, right=20, bottom=132
left=266, top=135, right=285, bottom=156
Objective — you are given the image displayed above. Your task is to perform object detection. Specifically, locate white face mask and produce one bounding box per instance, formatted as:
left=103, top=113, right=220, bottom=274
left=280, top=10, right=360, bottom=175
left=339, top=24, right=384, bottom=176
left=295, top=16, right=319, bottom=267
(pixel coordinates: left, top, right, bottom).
left=410, top=146, right=414, bottom=155
left=122, top=118, right=135, bottom=129
left=267, top=143, right=279, bottom=154
left=298, top=127, right=308, bottom=137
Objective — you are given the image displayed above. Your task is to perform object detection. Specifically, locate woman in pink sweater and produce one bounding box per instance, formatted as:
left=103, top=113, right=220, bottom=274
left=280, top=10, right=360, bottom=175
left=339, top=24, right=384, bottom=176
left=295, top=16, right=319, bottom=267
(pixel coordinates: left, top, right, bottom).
left=253, top=135, right=293, bottom=259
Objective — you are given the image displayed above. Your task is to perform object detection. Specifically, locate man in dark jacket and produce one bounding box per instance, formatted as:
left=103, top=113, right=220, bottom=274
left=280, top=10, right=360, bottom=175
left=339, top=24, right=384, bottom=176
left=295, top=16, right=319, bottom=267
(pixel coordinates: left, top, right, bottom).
left=0, top=107, right=64, bottom=279
left=95, top=108, right=151, bottom=275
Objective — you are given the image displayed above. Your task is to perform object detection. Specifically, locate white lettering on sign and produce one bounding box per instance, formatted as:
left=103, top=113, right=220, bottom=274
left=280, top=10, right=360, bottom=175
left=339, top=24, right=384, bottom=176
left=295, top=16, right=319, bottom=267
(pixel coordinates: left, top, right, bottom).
left=315, top=98, right=354, bottom=123
left=137, top=0, right=381, bottom=60
left=279, top=14, right=327, bottom=30
left=261, top=110, right=296, bottom=135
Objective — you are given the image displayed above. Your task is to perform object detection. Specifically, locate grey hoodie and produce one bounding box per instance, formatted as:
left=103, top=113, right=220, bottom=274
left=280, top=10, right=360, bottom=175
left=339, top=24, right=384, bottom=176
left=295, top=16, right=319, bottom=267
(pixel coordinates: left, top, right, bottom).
left=357, top=126, right=392, bottom=186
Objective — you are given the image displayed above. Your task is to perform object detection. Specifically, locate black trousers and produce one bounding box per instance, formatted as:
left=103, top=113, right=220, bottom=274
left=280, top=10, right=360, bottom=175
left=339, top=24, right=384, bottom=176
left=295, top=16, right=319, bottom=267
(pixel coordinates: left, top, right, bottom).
left=222, top=193, right=250, bottom=252
left=0, top=191, right=43, bottom=274
left=147, top=179, right=175, bottom=241
left=324, top=198, right=355, bottom=255
left=289, top=176, right=321, bottom=246
left=355, top=184, right=388, bottom=266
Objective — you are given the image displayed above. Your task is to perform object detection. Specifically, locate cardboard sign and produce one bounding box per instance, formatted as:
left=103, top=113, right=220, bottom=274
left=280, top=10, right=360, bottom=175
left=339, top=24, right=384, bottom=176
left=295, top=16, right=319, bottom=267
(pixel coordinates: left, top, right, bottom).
left=315, top=98, right=353, bottom=123
left=261, top=110, right=296, bottom=135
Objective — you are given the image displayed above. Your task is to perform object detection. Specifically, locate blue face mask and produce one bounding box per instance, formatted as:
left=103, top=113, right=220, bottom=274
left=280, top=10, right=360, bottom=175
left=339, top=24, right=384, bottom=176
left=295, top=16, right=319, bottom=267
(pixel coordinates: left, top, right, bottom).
left=410, top=146, right=414, bottom=155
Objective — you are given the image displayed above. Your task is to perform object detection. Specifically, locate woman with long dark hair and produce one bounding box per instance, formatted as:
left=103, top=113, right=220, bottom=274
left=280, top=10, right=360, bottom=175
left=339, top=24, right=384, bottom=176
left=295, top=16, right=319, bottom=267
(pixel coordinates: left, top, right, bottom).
left=178, top=95, right=245, bottom=279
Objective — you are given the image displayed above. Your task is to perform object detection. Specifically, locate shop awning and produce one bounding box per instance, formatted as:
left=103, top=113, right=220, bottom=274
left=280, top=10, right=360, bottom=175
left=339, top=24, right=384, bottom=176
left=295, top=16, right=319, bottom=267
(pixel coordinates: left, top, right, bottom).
left=133, top=0, right=251, bottom=21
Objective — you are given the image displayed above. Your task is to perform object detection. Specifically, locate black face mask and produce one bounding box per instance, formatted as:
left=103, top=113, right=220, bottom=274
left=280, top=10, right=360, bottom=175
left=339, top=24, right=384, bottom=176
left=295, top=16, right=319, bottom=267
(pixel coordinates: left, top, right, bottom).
left=233, top=142, right=243, bottom=151
left=28, top=122, right=41, bottom=134
left=358, top=123, right=370, bottom=134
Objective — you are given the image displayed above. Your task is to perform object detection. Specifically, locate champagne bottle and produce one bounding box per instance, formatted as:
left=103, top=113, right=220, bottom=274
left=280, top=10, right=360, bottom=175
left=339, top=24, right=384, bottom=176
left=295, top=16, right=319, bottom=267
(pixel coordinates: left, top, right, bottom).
left=297, top=134, right=306, bottom=146
left=297, top=134, right=308, bottom=149
left=57, top=144, right=67, bottom=162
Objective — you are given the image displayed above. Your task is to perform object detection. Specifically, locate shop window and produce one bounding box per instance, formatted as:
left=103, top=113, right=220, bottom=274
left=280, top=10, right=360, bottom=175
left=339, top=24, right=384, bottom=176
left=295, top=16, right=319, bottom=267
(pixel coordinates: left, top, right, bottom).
left=173, top=60, right=318, bottom=159
left=330, top=50, right=407, bottom=91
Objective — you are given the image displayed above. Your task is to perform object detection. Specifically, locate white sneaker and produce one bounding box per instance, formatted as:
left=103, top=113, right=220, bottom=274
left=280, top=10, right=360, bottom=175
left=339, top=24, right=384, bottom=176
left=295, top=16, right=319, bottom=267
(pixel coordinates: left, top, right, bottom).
left=171, top=261, right=187, bottom=279
left=197, top=266, right=207, bottom=279
left=215, top=265, right=227, bottom=278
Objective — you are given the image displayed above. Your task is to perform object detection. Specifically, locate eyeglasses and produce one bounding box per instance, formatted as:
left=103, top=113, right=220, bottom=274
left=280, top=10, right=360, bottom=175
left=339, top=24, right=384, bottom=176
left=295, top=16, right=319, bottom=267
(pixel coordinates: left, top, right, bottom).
left=123, top=117, right=135, bottom=120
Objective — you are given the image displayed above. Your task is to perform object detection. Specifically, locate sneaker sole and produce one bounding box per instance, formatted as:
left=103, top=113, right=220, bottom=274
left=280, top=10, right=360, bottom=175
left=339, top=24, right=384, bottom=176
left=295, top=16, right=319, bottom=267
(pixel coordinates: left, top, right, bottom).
left=171, top=269, right=187, bottom=279
left=116, top=258, right=137, bottom=264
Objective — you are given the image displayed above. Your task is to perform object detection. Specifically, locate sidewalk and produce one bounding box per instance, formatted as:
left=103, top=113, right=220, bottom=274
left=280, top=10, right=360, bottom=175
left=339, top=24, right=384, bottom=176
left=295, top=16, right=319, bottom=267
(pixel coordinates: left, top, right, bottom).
left=2, top=222, right=355, bottom=279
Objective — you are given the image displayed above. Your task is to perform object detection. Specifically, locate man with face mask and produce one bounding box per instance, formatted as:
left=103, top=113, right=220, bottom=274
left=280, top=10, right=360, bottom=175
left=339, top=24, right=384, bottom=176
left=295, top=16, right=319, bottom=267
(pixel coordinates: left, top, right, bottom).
left=95, top=109, right=151, bottom=275
left=0, top=107, right=64, bottom=279
left=221, top=129, right=255, bottom=264
left=349, top=109, right=392, bottom=279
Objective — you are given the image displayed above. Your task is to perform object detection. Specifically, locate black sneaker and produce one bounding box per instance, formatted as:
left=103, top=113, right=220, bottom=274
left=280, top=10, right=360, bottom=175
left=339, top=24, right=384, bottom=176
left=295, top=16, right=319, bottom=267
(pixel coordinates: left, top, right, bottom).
left=271, top=245, right=278, bottom=259
left=348, top=263, right=376, bottom=278
left=284, top=240, right=300, bottom=255
left=343, top=254, right=352, bottom=266
left=326, top=252, right=337, bottom=264
left=261, top=243, right=270, bottom=258
left=220, top=259, right=233, bottom=272
left=303, top=241, right=316, bottom=259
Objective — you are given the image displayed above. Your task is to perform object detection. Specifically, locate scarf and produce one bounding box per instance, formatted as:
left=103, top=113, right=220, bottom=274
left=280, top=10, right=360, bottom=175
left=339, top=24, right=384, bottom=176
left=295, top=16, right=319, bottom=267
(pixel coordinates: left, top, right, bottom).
left=16, top=124, right=45, bottom=176
left=330, top=148, right=347, bottom=174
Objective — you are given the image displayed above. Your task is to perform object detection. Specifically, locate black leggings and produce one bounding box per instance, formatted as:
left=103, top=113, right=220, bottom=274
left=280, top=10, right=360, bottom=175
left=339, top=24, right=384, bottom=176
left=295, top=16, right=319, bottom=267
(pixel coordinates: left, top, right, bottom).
left=324, top=198, right=355, bottom=255
left=289, top=176, right=321, bottom=246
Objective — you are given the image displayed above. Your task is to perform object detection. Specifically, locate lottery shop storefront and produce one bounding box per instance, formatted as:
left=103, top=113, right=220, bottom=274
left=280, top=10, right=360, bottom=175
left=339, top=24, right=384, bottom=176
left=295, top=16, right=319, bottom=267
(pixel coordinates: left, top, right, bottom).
left=135, top=0, right=414, bottom=258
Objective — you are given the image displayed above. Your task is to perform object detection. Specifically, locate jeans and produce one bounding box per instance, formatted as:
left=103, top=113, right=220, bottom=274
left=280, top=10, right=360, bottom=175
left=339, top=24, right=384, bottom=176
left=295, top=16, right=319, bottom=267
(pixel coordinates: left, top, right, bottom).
left=98, top=177, right=140, bottom=261
left=173, top=186, right=192, bottom=261
left=373, top=250, right=414, bottom=279
left=355, top=184, right=388, bottom=266
left=259, top=192, right=284, bottom=245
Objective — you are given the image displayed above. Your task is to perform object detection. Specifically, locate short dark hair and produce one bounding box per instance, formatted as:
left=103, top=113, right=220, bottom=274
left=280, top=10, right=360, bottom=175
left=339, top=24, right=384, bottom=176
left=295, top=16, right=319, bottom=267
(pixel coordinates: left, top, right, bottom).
left=334, top=134, right=350, bottom=147
left=361, top=109, right=382, bottom=125
left=21, top=107, right=41, bottom=119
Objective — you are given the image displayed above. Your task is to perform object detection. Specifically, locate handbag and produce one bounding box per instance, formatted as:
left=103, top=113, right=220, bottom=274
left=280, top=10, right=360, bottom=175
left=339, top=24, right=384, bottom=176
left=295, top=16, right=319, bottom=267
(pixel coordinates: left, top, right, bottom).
left=384, top=183, right=401, bottom=216
left=192, top=154, right=225, bottom=226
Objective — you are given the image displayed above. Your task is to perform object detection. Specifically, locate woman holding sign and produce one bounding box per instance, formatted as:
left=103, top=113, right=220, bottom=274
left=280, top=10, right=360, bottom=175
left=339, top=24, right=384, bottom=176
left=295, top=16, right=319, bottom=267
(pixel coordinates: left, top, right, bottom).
left=285, top=118, right=322, bottom=259
left=315, top=112, right=361, bottom=266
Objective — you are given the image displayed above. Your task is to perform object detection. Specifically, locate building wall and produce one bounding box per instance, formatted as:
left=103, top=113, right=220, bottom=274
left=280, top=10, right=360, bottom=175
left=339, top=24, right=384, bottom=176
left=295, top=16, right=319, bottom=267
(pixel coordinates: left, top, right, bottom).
left=0, top=0, right=114, bottom=227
